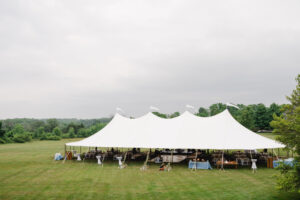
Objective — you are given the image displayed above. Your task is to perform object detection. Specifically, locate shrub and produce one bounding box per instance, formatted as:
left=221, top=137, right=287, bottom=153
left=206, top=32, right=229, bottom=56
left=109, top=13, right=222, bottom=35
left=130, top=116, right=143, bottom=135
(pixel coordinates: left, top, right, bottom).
left=46, top=135, right=61, bottom=140
left=40, top=133, right=48, bottom=140
left=13, top=132, right=32, bottom=143
left=3, top=136, right=13, bottom=143
left=0, top=138, right=6, bottom=144
left=62, top=133, right=69, bottom=139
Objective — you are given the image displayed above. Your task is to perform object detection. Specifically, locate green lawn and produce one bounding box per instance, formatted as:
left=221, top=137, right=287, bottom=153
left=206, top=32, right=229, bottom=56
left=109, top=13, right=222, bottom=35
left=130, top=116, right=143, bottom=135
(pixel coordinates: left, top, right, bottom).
left=0, top=139, right=298, bottom=200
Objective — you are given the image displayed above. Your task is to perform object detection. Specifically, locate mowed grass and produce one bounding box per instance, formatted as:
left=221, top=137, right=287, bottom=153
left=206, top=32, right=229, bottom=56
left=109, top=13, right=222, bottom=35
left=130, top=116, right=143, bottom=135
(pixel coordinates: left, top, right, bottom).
left=0, top=139, right=298, bottom=200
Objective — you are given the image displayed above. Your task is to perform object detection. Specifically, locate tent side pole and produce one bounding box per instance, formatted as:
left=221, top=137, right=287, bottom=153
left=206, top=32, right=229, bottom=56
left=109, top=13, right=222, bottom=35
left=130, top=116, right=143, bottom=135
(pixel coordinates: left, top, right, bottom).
left=273, top=149, right=279, bottom=160
left=221, top=150, right=224, bottom=170
left=193, top=150, right=198, bottom=171
left=141, top=150, right=150, bottom=171
left=64, top=144, right=66, bottom=158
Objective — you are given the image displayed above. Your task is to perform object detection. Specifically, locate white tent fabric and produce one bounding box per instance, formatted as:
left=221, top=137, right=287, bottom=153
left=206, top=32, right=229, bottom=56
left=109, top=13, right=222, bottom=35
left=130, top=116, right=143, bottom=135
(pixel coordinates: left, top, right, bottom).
left=66, top=110, right=284, bottom=150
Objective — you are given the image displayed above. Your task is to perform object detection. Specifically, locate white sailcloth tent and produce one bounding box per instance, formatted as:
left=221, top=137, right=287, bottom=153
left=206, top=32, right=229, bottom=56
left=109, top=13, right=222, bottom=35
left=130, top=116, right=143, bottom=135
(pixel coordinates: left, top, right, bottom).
left=66, top=109, right=284, bottom=150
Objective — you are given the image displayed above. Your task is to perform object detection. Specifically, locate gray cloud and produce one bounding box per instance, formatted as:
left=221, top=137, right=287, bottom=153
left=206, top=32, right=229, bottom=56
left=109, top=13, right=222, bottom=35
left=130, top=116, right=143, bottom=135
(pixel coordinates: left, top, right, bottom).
left=0, top=0, right=299, bottom=118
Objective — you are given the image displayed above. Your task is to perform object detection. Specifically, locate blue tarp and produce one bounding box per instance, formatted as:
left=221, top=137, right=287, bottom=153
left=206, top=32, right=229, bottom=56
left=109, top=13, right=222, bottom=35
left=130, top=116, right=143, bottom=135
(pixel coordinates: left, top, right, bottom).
left=273, top=158, right=294, bottom=168
left=188, top=161, right=213, bottom=169
left=54, top=153, right=63, bottom=161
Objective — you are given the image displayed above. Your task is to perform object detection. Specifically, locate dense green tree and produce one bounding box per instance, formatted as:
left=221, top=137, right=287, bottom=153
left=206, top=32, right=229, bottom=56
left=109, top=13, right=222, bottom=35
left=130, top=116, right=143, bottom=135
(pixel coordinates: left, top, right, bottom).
left=270, top=74, right=300, bottom=194
left=0, top=122, right=6, bottom=143
left=78, top=128, right=87, bottom=137
left=65, top=122, right=84, bottom=135
left=169, top=112, right=180, bottom=118
left=53, top=127, right=62, bottom=137
left=227, top=104, right=243, bottom=120
left=254, top=103, right=269, bottom=130
left=7, top=124, right=32, bottom=143
left=239, top=106, right=255, bottom=130
left=31, top=120, right=46, bottom=132
left=152, top=112, right=168, bottom=118
left=68, top=127, right=75, bottom=138
left=34, top=127, right=45, bottom=138
left=45, top=119, right=59, bottom=132
left=10, top=124, right=25, bottom=135
left=0, top=122, right=5, bottom=138
left=265, top=103, right=282, bottom=129
left=197, top=107, right=209, bottom=117
left=209, top=103, right=226, bottom=116
left=13, top=133, right=32, bottom=143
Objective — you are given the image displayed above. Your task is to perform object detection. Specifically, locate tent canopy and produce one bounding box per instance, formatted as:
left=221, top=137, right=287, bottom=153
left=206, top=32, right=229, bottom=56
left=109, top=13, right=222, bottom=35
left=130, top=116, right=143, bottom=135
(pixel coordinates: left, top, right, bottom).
left=66, top=109, right=284, bottom=150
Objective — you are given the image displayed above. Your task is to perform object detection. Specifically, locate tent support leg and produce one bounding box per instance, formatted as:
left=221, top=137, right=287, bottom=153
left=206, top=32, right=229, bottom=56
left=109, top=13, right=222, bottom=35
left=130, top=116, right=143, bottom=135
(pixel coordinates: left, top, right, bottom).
left=64, top=144, right=66, bottom=158
left=273, top=149, right=279, bottom=160
left=120, top=151, right=128, bottom=169
left=140, top=151, right=150, bottom=171
left=221, top=150, right=224, bottom=171
left=192, top=150, right=198, bottom=171
left=167, top=149, right=173, bottom=172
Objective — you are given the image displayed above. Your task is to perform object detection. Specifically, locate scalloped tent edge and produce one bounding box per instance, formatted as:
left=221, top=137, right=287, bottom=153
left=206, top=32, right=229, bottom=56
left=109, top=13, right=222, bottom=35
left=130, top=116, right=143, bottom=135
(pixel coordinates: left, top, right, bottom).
left=66, top=109, right=285, bottom=150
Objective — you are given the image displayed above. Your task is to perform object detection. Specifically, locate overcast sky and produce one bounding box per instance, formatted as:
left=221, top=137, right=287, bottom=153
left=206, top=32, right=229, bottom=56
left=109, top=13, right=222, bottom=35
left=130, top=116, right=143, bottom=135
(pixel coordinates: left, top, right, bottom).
left=0, top=0, right=299, bottom=119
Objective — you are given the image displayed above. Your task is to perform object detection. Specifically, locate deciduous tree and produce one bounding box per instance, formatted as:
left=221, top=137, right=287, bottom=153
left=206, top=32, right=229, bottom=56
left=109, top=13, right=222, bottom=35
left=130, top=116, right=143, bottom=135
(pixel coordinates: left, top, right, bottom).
left=271, top=74, right=300, bottom=194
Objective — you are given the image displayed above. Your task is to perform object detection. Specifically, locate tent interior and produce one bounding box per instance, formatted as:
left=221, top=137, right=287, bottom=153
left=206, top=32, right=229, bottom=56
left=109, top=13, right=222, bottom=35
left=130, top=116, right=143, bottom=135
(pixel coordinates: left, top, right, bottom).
left=64, top=109, right=287, bottom=169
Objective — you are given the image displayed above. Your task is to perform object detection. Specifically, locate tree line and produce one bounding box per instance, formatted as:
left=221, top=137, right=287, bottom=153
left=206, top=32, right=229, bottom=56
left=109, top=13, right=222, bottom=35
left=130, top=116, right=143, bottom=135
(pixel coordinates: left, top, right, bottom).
left=0, top=118, right=110, bottom=144
left=153, top=102, right=283, bottom=132
left=0, top=102, right=283, bottom=144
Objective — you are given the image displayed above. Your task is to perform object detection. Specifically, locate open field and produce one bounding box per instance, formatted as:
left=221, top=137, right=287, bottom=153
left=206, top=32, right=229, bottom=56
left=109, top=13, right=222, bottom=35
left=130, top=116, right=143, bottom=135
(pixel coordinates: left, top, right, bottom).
left=0, top=139, right=298, bottom=200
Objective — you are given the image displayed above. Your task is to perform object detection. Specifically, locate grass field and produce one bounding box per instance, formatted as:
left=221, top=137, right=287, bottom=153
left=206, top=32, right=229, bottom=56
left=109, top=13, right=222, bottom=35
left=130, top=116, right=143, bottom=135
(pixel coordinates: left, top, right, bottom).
left=0, top=139, right=298, bottom=200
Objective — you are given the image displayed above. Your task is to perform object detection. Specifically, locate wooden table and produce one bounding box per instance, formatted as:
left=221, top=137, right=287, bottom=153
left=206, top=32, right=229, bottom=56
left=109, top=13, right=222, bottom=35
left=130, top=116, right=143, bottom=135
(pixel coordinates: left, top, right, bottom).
left=216, top=161, right=238, bottom=169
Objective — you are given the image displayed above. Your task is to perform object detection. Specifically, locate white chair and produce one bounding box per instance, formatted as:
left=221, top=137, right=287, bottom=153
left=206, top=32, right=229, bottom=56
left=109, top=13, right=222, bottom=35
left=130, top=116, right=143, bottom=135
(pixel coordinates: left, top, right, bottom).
left=76, top=153, right=82, bottom=161
left=116, top=156, right=125, bottom=169
left=251, top=159, right=257, bottom=173
left=96, top=155, right=102, bottom=166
